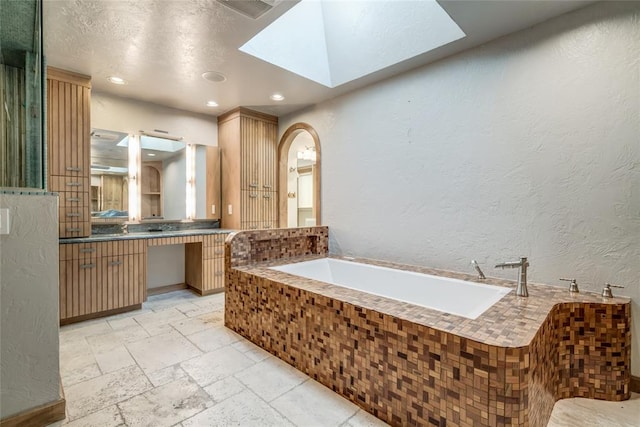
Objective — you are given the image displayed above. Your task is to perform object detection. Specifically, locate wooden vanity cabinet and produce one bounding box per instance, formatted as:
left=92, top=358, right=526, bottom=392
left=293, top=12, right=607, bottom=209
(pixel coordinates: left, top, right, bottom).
left=185, top=233, right=226, bottom=295
left=47, top=67, right=92, bottom=238
left=218, top=108, right=278, bottom=230
left=59, top=240, right=146, bottom=323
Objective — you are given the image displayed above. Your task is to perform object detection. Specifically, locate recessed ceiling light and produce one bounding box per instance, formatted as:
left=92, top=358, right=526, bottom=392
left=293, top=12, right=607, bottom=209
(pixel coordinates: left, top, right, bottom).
left=107, top=76, right=126, bottom=85
left=270, top=93, right=285, bottom=101
left=202, top=71, right=227, bottom=83
left=147, top=153, right=156, bottom=157
left=206, top=100, right=219, bottom=107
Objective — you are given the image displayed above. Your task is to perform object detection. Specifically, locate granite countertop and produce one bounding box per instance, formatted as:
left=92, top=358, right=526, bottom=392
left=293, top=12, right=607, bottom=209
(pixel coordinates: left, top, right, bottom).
left=233, top=254, right=630, bottom=348
left=60, top=228, right=235, bottom=243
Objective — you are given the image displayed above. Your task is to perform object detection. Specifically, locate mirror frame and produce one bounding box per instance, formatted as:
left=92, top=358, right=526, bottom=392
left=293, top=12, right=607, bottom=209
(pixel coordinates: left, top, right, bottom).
left=278, top=123, right=321, bottom=227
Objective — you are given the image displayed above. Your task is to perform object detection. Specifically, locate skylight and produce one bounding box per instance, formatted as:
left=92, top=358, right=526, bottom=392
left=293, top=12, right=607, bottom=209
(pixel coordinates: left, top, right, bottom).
left=240, top=0, right=466, bottom=88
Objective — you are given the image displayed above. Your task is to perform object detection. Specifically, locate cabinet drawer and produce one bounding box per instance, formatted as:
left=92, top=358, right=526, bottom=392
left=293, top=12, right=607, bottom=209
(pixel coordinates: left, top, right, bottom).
left=60, top=242, right=100, bottom=261
left=204, top=245, right=225, bottom=259
left=58, top=191, right=89, bottom=207
left=50, top=176, right=90, bottom=192
left=60, top=206, right=89, bottom=222
left=59, top=221, right=91, bottom=238
left=203, top=234, right=227, bottom=246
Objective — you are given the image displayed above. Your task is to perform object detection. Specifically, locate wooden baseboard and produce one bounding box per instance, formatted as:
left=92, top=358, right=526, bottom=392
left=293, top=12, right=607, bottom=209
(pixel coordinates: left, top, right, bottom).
left=631, top=375, right=640, bottom=393
left=188, top=285, right=224, bottom=296
left=147, top=283, right=188, bottom=296
left=0, top=393, right=65, bottom=427
left=60, top=304, right=142, bottom=326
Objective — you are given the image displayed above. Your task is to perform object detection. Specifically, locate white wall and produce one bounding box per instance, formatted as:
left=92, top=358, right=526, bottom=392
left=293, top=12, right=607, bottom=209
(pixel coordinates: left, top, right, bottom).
left=0, top=193, right=60, bottom=418
left=280, top=2, right=640, bottom=375
left=147, top=245, right=185, bottom=288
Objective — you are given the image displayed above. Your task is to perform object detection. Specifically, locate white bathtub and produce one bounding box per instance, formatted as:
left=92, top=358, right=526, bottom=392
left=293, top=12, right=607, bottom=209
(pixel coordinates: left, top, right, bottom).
left=270, top=258, right=511, bottom=320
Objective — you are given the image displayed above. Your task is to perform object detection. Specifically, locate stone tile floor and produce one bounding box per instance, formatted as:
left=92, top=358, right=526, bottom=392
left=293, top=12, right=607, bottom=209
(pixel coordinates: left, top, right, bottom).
left=52, top=290, right=639, bottom=426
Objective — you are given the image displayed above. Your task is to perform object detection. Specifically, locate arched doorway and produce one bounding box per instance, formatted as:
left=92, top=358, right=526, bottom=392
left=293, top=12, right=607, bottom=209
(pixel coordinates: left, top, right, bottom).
left=278, top=123, right=321, bottom=228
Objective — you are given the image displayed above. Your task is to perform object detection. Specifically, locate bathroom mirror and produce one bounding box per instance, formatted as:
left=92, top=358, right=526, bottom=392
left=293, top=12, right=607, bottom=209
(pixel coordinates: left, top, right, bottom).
left=90, top=129, right=129, bottom=221
left=278, top=123, right=321, bottom=227
left=139, top=134, right=186, bottom=220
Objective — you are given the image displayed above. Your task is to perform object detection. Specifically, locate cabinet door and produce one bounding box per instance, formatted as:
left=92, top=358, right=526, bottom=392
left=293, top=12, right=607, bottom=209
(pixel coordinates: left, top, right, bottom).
left=257, top=120, right=277, bottom=191
left=47, top=76, right=90, bottom=177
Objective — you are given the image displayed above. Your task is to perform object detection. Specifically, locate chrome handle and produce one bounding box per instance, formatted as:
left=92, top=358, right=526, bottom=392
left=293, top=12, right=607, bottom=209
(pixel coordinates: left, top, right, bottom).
left=250, top=225, right=258, bottom=229
left=559, top=278, right=579, bottom=293
left=67, top=212, right=81, bottom=217
left=249, top=183, right=258, bottom=188
left=66, top=182, right=82, bottom=187
left=249, top=193, right=258, bottom=198
left=263, top=194, right=271, bottom=199
left=108, top=260, right=123, bottom=266
left=66, top=228, right=81, bottom=232
left=67, top=197, right=81, bottom=202
left=80, top=263, right=95, bottom=269
left=79, top=248, right=96, bottom=253
left=606, top=283, right=625, bottom=288
left=66, top=167, right=81, bottom=172
left=263, top=184, right=272, bottom=189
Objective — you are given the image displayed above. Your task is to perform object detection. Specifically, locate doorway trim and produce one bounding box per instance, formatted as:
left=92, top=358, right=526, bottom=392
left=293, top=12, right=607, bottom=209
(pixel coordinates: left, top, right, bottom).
left=278, top=123, right=321, bottom=227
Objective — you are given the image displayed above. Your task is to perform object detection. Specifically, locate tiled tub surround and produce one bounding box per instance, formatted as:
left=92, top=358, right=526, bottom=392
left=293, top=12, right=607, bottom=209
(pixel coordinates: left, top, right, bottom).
left=224, top=227, right=631, bottom=427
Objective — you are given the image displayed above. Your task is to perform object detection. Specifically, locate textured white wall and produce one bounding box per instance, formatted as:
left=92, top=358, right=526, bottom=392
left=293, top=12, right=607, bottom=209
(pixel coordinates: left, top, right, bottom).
left=0, top=193, right=60, bottom=418
left=280, top=2, right=640, bottom=375
left=147, top=245, right=186, bottom=288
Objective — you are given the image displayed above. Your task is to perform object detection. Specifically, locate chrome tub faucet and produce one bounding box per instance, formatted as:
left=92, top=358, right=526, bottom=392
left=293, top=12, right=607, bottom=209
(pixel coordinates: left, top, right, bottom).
left=495, top=257, right=529, bottom=297
left=471, top=260, right=486, bottom=279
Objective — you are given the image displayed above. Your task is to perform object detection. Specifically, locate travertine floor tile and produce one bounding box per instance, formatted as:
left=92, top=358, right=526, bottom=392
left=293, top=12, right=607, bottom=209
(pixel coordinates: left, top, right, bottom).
left=185, top=325, right=240, bottom=352
left=62, top=405, right=124, bottom=427
left=171, top=316, right=217, bottom=336
left=126, top=330, right=202, bottom=373
left=133, top=308, right=187, bottom=336
left=203, top=376, right=247, bottom=403
left=65, top=365, right=152, bottom=420
left=343, top=409, right=391, bottom=427
left=271, top=379, right=359, bottom=427
left=60, top=342, right=101, bottom=387
left=547, top=392, right=640, bottom=427
left=145, top=364, right=189, bottom=388
left=180, top=346, right=254, bottom=387
left=181, top=389, right=294, bottom=427
left=60, top=320, right=112, bottom=343
left=235, top=357, right=308, bottom=402
left=94, top=344, right=135, bottom=374
left=118, top=377, right=212, bottom=427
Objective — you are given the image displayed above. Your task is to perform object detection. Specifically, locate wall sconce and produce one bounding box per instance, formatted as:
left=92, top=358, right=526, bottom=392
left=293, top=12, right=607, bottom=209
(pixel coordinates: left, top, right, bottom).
left=128, top=134, right=141, bottom=222
left=185, top=144, right=196, bottom=220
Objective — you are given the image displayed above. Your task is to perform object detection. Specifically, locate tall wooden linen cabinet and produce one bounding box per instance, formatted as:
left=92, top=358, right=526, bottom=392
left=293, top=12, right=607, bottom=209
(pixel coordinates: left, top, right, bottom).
left=47, top=67, right=92, bottom=238
left=218, top=108, right=278, bottom=230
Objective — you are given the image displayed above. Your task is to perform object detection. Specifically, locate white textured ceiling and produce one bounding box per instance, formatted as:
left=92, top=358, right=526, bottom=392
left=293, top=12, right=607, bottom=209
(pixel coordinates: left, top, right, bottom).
left=43, top=0, right=595, bottom=117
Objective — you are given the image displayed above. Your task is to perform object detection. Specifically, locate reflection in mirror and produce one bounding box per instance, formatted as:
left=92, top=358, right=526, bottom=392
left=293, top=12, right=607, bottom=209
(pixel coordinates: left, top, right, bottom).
left=288, top=133, right=317, bottom=227
left=139, top=135, right=186, bottom=220
left=90, top=129, right=129, bottom=221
